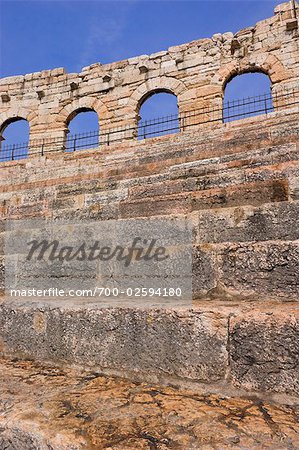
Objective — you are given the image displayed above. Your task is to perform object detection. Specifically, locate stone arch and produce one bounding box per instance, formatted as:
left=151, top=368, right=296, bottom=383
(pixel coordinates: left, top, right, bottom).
left=0, top=107, right=38, bottom=135
left=128, top=76, right=187, bottom=115
left=0, top=111, right=34, bottom=159
left=0, top=108, right=39, bottom=157
left=0, top=116, right=27, bottom=136
left=222, top=66, right=271, bottom=94
left=56, top=96, right=110, bottom=127
left=215, top=54, right=291, bottom=90
left=137, top=88, right=178, bottom=119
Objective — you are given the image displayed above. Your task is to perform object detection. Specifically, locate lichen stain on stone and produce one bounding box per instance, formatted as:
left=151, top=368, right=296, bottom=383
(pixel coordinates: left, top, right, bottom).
left=0, top=357, right=298, bottom=449
left=33, top=311, right=46, bottom=333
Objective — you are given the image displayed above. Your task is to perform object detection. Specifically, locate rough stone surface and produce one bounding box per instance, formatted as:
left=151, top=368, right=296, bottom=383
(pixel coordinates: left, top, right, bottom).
left=219, top=242, right=299, bottom=299
left=0, top=299, right=299, bottom=399
left=0, top=300, right=229, bottom=384
left=230, top=310, right=299, bottom=396
left=0, top=357, right=298, bottom=450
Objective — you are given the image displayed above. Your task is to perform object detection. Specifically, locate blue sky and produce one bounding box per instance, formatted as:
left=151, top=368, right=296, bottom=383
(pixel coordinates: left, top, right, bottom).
left=0, top=0, right=277, bottom=145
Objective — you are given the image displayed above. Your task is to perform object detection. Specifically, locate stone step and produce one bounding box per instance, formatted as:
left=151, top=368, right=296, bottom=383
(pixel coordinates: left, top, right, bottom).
left=0, top=298, right=298, bottom=400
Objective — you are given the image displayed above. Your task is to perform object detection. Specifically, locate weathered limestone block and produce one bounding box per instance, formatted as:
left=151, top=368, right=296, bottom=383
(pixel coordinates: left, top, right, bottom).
left=193, top=202, right=299, bottom=244
left=289, top=177, right=299, bottom=199
left=192, top=245, right=217, bottom=298
left=0, top=303, right=229, bottom=383
left=191, top=179, right=289, bottom=211
left=219, top=242, right=299, bottom=300
left=230, top=309, right=299, bottom=396
left=85, top=188, right=129, bottom=205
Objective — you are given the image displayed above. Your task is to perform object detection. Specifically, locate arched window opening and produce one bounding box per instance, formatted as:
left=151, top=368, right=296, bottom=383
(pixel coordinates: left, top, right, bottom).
left=223, top=72, right=273, bottom=123
left=0, top=118, right=30, bottom=162
left=65, top=108, right=99, bottom=152
left=137, top=91, right=179, bottom=139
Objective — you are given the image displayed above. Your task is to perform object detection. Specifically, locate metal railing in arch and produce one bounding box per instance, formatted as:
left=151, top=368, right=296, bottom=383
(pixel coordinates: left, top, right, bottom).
left=0, top=87, right=298, bottom=163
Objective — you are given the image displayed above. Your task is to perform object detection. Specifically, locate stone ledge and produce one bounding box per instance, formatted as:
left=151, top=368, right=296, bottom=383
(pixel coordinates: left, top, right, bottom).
left=0, top=298, right=298, bottom=399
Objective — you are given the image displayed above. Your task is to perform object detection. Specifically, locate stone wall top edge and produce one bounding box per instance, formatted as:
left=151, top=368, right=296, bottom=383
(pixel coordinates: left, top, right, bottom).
left=274, top=0, right=298, bottom=14
left=0, top=1, right=296, bottom=87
